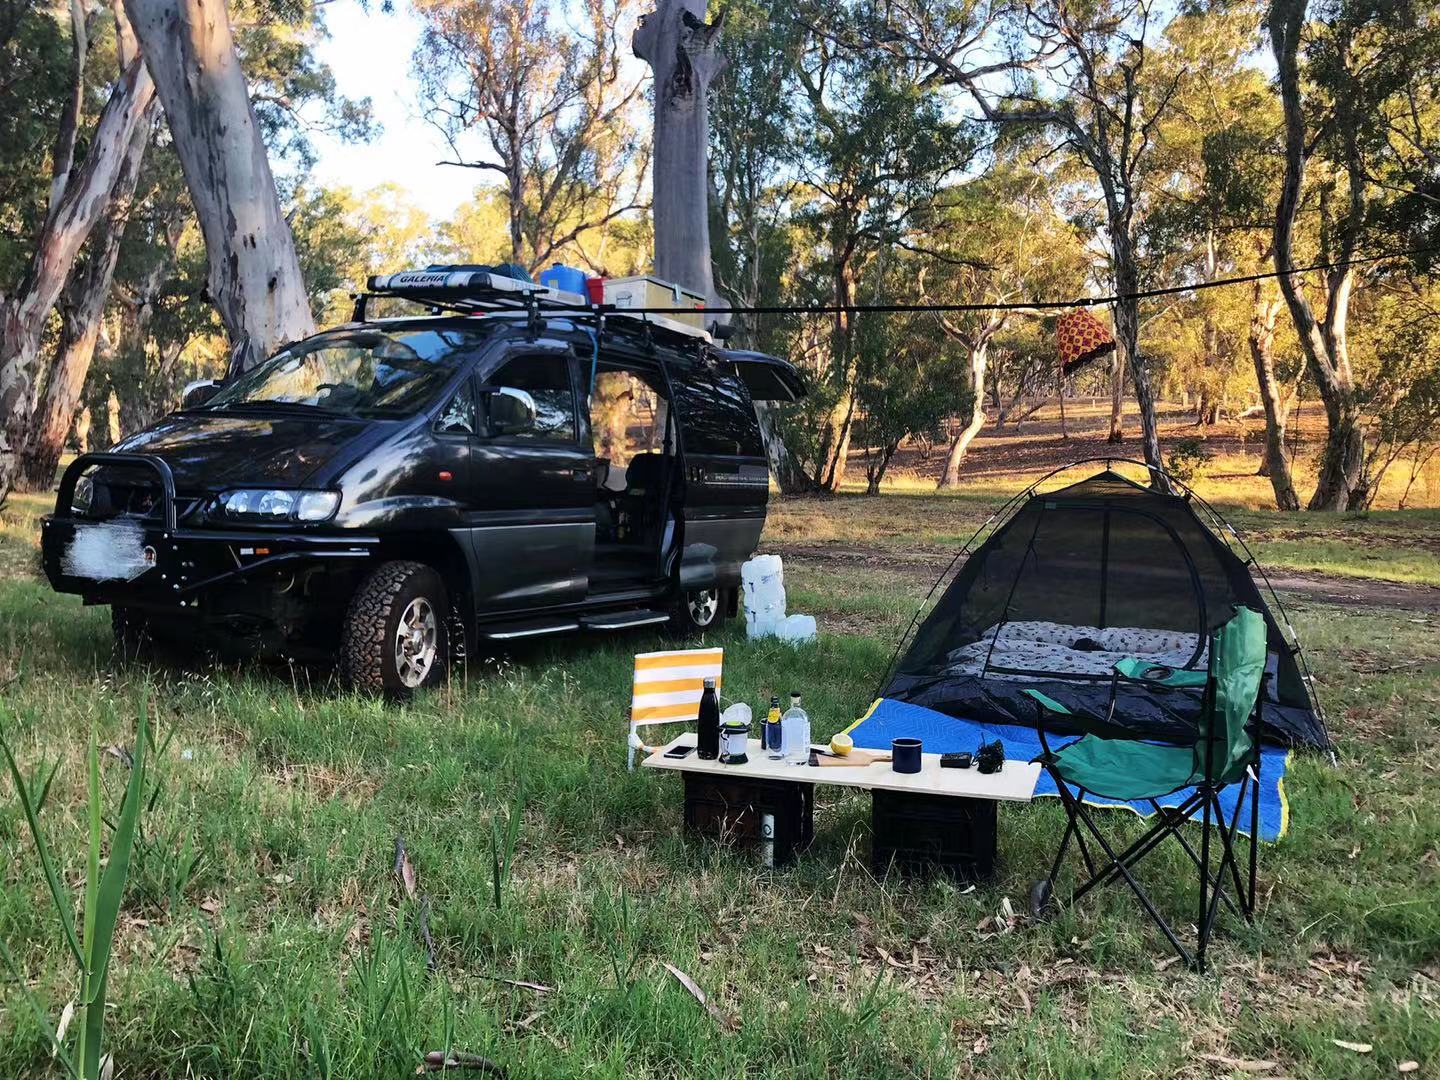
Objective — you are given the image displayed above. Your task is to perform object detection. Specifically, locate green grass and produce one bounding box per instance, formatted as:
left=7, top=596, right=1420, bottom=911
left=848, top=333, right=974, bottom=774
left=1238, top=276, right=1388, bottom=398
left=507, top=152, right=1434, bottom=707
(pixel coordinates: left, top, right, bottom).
left=1, top=490, right=1438, bottom=1076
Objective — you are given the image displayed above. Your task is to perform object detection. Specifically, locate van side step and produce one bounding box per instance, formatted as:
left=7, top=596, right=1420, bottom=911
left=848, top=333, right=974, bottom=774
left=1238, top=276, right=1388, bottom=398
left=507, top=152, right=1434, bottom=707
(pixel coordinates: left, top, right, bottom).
left=481, top=620, right=580, bottom=641
left=580, top=610, right=671, bottom=631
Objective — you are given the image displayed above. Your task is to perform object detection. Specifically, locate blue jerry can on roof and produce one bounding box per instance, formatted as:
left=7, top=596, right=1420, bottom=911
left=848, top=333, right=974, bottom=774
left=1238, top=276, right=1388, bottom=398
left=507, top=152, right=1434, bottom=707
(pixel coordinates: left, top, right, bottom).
left=539, top=264, right=587, bottom=296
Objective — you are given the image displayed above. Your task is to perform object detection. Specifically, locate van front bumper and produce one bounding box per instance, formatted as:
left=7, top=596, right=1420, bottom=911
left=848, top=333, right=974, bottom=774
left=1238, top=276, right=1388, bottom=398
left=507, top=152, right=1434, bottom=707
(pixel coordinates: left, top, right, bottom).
left=40, top=452, right=378, bottom=607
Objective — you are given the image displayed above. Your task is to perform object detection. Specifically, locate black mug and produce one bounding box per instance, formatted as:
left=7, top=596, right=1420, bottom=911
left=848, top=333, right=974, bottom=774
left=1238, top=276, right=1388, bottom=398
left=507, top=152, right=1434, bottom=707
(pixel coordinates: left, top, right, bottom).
left=892, top=737, right=922, bottom=774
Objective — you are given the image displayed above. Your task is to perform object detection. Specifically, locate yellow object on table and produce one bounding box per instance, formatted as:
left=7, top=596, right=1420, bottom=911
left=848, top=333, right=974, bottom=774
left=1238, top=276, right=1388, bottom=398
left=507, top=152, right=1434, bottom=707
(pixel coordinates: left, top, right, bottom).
left=830, top=733, right=854, bottom=756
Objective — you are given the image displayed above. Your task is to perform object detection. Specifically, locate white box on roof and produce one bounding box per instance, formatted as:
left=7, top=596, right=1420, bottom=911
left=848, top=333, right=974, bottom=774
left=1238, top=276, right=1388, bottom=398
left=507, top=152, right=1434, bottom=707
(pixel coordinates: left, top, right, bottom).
left=603, top=276, right=707, bottom=329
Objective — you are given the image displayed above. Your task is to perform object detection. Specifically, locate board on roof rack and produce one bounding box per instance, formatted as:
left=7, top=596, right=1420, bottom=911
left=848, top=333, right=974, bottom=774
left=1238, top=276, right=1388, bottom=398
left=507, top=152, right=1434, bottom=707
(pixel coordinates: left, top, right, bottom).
left=363, top=266, right=714, bottom=343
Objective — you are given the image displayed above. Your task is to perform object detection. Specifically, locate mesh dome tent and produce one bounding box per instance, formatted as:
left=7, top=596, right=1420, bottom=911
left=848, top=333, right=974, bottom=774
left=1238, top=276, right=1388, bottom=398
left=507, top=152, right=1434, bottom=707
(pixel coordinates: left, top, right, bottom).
left=882, top=464, right=1329, bottom=750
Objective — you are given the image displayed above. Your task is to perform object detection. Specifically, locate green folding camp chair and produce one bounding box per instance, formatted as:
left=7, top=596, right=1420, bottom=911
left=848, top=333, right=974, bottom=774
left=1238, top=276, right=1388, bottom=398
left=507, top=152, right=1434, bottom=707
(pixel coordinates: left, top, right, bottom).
left=1024, top=606, right=1269, bottom=973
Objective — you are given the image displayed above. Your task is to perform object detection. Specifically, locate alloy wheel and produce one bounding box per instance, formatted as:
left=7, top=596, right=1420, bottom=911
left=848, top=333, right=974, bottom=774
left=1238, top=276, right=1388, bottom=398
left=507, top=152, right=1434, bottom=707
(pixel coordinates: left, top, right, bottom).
left=687, top=588, right=719, bottom=627
left=394, top=597, right=438, bottom=688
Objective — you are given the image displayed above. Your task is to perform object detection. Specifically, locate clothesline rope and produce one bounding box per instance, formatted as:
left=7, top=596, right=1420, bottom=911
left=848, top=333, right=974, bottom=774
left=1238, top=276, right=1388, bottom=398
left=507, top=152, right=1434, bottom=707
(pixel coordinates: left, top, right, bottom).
left=566, top=243, right=1438, bottom=317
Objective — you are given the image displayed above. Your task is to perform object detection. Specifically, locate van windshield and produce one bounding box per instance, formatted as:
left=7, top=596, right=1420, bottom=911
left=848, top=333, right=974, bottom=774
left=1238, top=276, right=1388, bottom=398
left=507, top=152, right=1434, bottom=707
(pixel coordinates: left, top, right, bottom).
left=203, top=328, right=487, bottom=417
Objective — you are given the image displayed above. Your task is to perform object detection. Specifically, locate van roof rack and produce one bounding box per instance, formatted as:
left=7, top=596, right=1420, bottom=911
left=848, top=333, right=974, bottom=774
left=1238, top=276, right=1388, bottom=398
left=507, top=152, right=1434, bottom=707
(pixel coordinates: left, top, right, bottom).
left=358, top=267, right=713, bottom=345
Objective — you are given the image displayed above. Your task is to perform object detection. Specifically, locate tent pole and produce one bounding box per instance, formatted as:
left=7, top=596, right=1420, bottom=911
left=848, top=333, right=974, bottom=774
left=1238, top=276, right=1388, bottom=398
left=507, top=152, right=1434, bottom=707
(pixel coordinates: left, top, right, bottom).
left=981, top=507, right=1048, bottom=677
left=1098, top=509, right=1111, bottom=630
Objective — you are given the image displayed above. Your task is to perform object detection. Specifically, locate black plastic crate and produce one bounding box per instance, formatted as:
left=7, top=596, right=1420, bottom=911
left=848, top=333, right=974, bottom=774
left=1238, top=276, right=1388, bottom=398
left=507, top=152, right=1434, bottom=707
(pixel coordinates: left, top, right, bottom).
left=870, top=790, right=997, bottom=881
left=682, top=773, right=813, bottom=866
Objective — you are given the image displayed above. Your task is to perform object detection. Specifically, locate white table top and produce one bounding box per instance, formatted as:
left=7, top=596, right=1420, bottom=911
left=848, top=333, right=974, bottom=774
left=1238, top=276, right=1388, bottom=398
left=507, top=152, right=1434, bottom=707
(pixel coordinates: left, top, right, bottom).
left=642, top=735, right=1041, bottom=803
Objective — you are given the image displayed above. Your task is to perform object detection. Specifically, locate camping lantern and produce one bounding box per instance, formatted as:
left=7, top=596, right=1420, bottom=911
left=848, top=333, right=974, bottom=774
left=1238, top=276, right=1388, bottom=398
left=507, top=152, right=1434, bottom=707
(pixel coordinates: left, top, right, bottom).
left=1055, top=309, right=1116, bottom=376
left=719, top=717, right=750, bottom=764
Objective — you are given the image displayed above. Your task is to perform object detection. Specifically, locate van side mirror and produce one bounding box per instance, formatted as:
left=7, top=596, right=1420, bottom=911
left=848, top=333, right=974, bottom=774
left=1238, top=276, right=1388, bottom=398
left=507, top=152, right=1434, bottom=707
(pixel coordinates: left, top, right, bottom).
left=181, top=379, right=224, bottom=409
left=481, top=385, right=538, bottom=437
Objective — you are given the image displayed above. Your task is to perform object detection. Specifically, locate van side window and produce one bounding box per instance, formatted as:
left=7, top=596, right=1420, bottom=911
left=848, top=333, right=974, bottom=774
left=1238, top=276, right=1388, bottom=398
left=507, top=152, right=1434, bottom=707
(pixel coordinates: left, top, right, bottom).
left=489, top=353, right=577, bottom=441
left=591, top=368, right=668, bottom=467
left=435, top=384, right=476, bottom=434
left=671, top=364, right=764, bottom=456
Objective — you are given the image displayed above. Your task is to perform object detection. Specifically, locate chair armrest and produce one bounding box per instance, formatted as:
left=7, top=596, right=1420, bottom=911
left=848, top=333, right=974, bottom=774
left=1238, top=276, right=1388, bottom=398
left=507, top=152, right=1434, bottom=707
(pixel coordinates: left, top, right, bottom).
left=1021, top=688, right=1072, bottom=716
left=1022, top=688, right=1070, bottom=760
left=1112, top=657, right=1209, bottom=689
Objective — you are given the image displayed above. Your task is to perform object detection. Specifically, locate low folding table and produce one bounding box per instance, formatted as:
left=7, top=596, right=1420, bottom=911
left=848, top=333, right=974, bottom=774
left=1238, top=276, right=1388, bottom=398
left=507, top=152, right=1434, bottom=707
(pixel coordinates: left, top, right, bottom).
left=642, top=735, right=1041, bottom=878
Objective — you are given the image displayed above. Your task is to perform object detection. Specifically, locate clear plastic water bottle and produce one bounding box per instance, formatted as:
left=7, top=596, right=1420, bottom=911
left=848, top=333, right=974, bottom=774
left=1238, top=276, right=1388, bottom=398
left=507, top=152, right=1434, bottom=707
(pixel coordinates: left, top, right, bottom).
left=781, top=692, right=810, bottom=765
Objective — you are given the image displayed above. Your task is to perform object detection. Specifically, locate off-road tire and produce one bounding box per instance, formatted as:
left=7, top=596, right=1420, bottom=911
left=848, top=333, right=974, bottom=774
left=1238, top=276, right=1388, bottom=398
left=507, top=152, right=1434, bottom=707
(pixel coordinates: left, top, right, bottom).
left=341, top=560, right=449, bottom=694
left=668, top=586, right=729, bottom=637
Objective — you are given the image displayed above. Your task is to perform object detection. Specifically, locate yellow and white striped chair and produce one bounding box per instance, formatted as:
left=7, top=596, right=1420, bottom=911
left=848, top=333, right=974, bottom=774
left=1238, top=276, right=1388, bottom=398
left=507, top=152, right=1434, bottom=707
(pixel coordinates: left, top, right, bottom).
left=626, top=647, right=724, bottom=770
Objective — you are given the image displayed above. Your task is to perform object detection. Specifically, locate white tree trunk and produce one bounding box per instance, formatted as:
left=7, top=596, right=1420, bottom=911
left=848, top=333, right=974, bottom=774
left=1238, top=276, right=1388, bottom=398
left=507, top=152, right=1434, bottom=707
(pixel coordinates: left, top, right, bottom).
left=754, top=400, right=809, bottom=493
left=19, top=102, right=158, bottom=492
left=124, top=0, right=314, bottom=375
left=633, top=0, right=725, bottom=308
left=1107, top=346, right=1124, bottom=443
left=1249, top=281, right=1300, bottom=511
left=1269, top=0, right=1368, bottom=510
left=938, top=341, right=990, bottom=489
left=0, top=56, right=156, bottom=503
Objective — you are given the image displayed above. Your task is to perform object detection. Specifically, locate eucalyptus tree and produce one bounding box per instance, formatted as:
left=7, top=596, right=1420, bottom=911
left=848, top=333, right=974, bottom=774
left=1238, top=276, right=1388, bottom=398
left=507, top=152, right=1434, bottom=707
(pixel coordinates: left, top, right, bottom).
left=123, top=0, right=316, bottom=376
left=790, top=18, right=975, bottom=492
left=0, top=0, right=154, bottom=503
left=708, top=0, right=808, bottom=490
left=1140, top=4, right=1302, bottom=510
left=15, top=2, right=160, bottom=491
left=634, top=0, right=726, bottom=302
left=416, top=0, right=649, bottom=275
left=852, top=254, right=960, bottom=494
left=10, top=0, right=373, bottom=487
left=1269, top=0, right=1440, bottom=510
left=871, top=0, right=1193, bottom=486
left=17, top=101, right=158, bottom=491
left=919, top=163, right=1088, bottom=487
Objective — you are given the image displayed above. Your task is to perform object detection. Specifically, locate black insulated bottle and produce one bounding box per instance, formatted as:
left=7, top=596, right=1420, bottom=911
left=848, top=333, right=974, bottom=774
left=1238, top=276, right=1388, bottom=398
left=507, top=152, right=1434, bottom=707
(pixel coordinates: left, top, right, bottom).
left=696, top=676, right=720, bottom=759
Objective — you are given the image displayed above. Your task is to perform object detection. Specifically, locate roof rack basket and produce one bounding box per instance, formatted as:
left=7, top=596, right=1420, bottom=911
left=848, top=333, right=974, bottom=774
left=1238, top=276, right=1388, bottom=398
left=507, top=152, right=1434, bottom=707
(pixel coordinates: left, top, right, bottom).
left=360, top=267, right=713, bottom=344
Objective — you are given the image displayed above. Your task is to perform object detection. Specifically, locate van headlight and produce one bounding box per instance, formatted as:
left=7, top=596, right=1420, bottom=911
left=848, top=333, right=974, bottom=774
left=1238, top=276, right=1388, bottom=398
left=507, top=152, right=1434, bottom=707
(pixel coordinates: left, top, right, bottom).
left=217, top=489, right=340, bottom=523
left=72, top=474, right=94, bottom=514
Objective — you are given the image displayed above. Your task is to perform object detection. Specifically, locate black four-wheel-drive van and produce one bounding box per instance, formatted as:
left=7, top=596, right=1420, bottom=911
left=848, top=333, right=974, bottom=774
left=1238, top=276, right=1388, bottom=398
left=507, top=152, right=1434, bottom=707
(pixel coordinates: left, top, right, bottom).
left=40, top=267, right=804, bottom=691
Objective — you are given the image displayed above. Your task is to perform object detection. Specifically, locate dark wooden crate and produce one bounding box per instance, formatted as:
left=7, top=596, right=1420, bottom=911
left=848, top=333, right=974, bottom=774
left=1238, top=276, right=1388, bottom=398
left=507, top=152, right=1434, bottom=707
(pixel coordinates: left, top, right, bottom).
left=682, top=772, right=813, bottom=866
left=871, top=789, right=997, bottom=881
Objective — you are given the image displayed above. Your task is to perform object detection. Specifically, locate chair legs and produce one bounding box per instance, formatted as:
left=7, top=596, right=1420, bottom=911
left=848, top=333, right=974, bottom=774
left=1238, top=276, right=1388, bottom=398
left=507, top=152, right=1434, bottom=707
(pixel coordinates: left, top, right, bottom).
left=1037, top=767, right=1259, bottom=974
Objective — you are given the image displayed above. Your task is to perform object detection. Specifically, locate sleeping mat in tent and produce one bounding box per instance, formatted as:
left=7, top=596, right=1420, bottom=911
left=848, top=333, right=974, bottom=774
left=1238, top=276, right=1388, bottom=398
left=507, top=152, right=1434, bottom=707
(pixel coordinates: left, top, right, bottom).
left=845, top=697, right=1290, bottom=841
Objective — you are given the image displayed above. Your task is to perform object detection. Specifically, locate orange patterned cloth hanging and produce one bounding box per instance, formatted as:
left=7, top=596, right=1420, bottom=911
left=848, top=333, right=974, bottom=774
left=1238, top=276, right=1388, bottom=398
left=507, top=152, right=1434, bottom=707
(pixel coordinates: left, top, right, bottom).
left=1055, top=309, right=1116, bottom=376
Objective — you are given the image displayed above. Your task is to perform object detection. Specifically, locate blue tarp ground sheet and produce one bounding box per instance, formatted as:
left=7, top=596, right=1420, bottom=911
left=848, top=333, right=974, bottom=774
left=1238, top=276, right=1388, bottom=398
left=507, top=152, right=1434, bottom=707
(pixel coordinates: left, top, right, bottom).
left=844, top=697, right=1290, bottom=842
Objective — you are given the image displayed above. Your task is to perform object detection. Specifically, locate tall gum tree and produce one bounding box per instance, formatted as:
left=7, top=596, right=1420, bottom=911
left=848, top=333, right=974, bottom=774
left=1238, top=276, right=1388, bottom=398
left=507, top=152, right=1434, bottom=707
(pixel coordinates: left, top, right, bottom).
left=19, top=105, right=158, bottom=491
left=1139, top=7, right=1302, bottom=509
left=790, top=24, right=971, bottom=493
left=0, top=37, right=155, bottom=502
left=17, top=2, right=158, bottom=491
left=708, top=0, right=808, bottom=492
left=1248, top=271, right=1301, bottom=509
left=416, top=0, right=649, bottom=274
left=123, top=0, right=315, bottom=375
left=634, top=0, right=726, bottom=304
left=1268, top=0, right=1440, bottom=509
left=923, top=166, right=1087, bottom=487
left=872, top=0, right=1186, bottom=486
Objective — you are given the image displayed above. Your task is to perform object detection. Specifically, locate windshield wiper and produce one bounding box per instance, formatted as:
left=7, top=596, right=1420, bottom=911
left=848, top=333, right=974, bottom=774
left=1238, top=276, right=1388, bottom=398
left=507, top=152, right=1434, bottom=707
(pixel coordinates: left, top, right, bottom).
left=210, top=399, right=334, bottom=414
